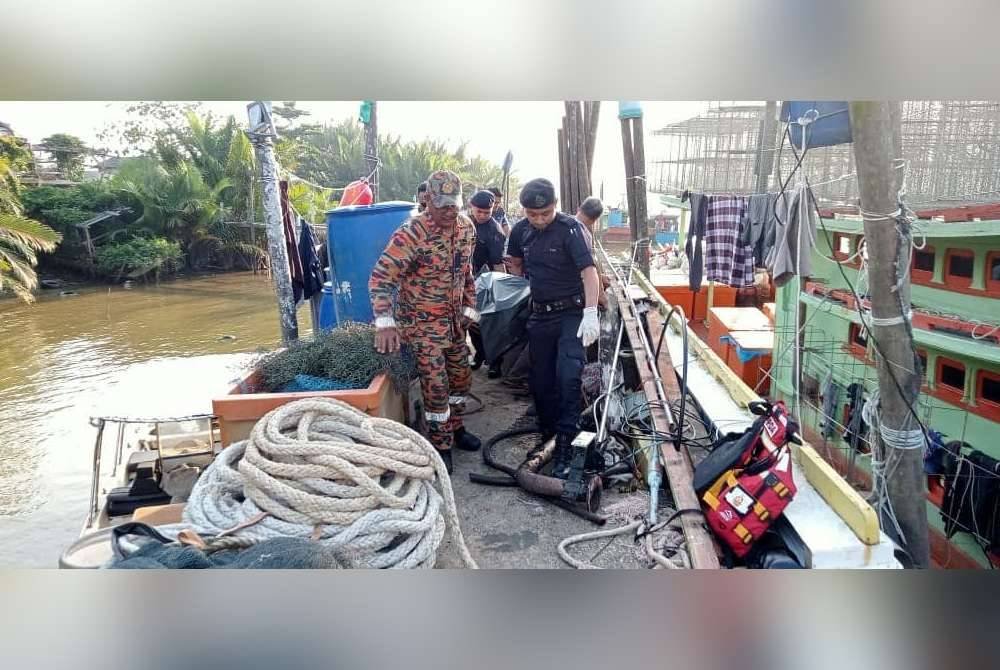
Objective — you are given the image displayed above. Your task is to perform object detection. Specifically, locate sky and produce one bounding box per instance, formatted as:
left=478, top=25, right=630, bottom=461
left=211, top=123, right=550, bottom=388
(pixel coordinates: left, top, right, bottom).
left=0, top=100, right=711, bottom=211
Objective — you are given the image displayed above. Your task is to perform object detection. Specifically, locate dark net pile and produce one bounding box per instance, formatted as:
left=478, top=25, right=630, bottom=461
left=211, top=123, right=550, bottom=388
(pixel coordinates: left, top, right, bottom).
left=257, top=322, right=417, bottom=393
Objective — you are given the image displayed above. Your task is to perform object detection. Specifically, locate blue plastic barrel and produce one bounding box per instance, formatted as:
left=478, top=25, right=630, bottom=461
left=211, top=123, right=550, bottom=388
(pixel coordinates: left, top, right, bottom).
left=618, top=101, right=643, bottom=119
left=325, top=201, right=415, bottom=325
left=655, top=231, right=679, bottom=245
left=608, top=208, right=625, bottom=228
left=318, top=281, right=338, bottom=331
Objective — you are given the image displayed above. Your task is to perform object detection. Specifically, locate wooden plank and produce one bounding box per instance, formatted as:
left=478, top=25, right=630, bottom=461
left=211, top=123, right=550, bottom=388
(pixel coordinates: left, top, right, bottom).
left=610, top=280, right=721, bottom=569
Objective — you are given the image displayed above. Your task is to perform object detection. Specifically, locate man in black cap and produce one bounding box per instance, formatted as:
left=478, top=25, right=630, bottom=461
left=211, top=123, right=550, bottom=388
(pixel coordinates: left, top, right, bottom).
left=505, top=177, right=601, bottom=478
left=488, top=186, right=510, bottom=236
left=468, top=189, right=506, bottom=274
left=466, top=189, right=507, bottom=374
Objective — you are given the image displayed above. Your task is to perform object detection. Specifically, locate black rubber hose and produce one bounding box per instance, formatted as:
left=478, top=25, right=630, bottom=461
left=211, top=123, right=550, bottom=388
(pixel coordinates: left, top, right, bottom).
left=468, top=472, right=519, bottom=487
left=481, top=426, right=539, bottom=478
left=655, top=304, right=688, bottom=450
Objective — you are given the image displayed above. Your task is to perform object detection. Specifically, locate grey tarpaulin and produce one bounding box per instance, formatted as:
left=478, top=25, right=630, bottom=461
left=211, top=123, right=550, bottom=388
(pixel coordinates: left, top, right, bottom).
left=475, top=271, right=531, bottom=364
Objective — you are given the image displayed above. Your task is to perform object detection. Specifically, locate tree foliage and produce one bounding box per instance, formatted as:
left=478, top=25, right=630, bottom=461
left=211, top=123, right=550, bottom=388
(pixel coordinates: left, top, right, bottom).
left=95, top=237, right=183, bottom=280
left=278, top=117, right=518, bottom=205
left=40, top=133, right=89, bottom=181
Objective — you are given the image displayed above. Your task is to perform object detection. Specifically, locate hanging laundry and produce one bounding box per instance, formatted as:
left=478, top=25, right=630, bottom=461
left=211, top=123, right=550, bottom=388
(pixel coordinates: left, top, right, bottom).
left=941, top=449, right=1000, bottom=553
left=704, top=195, right=754, bottom=287
left=298, top=218, right=325, bottom=301
left=843, top=382, right=868, bottom=451
left=769, top=184, right=818, bottom=287
left=819, top=372, right=841, bottom=439
left=682, top=190, right=709, bottom=291
left=279, top=180, right=306, bottom=303
left=742, top=192, right=779, bottom=267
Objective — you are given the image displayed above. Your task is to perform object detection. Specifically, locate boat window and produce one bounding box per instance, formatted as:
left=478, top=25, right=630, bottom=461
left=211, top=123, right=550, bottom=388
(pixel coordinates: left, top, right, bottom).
left=987, top=252, right=1000, bottom=294
left=939, top=360, right=966, bottom=392
left=913, top=248, right=935, bottom=273
left=948, top=251, right=974, bottom=278
left=978, top=370, right=1000, bottom=405
left=849, top=322, right=868, bottom=348
left=833, top=233, right=853, bottom=260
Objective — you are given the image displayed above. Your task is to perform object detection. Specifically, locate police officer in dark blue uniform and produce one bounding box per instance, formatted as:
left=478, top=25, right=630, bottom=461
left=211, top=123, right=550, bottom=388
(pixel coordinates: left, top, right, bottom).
left=506, top=178, right=601, bottom=478
left=467, top=189, right=508, bottom=373
left=468, top=189, right=506, bottom=274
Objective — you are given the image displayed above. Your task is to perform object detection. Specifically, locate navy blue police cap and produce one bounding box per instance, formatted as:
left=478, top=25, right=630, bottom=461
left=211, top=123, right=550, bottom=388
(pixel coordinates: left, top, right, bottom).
left=469, top=190, right=495, bottom=208
left=519, top=178, right=556, bottom=209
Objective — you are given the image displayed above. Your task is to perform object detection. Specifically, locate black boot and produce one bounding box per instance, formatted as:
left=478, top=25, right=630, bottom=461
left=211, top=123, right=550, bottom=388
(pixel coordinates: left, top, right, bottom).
left=453, top=427, right=482, bottom=452
left=471, top=350, right=485, bottom=371
left=437, top=448, right=454, bottom=474
left=550, top=435, right=574, bottom=479
left=487, top=362, right=502, bottom=379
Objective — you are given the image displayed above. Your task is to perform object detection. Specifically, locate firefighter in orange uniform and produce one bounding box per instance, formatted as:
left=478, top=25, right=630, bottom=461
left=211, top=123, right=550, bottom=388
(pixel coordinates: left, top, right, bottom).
left=369, top=170, right=482, bottom=473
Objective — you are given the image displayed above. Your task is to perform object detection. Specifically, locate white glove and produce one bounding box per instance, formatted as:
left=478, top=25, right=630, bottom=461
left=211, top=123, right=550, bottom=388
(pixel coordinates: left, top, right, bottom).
left=463, top=307, right=481, bottom=324
left=577, top=306, right=600, bottom=347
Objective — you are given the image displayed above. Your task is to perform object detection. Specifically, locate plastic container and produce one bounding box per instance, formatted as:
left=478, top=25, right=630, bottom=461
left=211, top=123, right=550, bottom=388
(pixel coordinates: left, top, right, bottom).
left=618, top=101, right=643, bottom=119
left=608, top=208, right=625, bottom=228
left=780, top=101, right=852, bottom=149
left=212, top=369, right=404, bottom=447
left=318, top=281, right=337, bottom=331
left=325, top=201, right=415, bottom=325
left=340, top=180, right=373, bottom=206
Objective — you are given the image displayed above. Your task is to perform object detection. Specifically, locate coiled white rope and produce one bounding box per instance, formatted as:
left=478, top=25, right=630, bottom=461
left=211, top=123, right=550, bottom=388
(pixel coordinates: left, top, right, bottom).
left=156, top=397, right=477, bottom=569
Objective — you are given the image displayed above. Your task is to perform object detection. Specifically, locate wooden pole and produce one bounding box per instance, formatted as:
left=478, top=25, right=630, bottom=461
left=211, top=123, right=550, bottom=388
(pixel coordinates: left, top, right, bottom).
left=247, top=101, right=299, bottom=344
left=584, top=101, right=600, bottom=182
left=364, top=101, right=379, bottom=202
left=574, top=102, right=590, bottom=202
left=631, top=114, right=649, bottom=277
left=565, top=102, right=581, bottom=213
left=620, top=117, right=638, bottom=243
left=849, top=101, right=929, bottom=567
left=557, top=126, right=569, bottom=212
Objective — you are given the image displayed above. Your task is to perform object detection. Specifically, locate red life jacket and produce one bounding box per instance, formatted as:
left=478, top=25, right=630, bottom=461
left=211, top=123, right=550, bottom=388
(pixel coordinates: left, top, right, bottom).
left=699, top=402, right=799, bottom=558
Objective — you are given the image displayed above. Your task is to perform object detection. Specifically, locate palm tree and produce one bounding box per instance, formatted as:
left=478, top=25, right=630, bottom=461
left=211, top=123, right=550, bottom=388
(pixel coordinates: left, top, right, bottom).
left=114, top=157, right=264, bottom=271
left=0, top=213, right=61, bottom=303
left=0, top=154, right=62, bottom=302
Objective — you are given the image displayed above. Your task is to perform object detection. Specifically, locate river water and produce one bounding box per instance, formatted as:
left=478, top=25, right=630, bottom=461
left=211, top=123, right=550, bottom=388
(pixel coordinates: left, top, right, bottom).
left=0, top=273, right=314, bottom=567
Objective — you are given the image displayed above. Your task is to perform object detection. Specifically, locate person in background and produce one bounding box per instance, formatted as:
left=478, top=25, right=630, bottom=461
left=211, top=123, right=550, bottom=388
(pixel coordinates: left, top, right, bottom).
left=370, top=170, right=482, bottom=474
left=575, top=196, right=610, bottom=308
left=488, top=186, right=510, bottom=236
left=506, top=178, right=601, bottom=478
left=416, top=181, right=429, bottom=213
left=469, top=190, right=506, bottom=274
left=466, top=189, right=508, bottom=376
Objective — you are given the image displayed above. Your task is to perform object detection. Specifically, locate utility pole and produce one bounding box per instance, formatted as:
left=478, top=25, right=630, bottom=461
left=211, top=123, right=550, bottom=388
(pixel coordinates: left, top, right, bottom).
left=849, top=101, right=929, bottom=567
left=247, top=101, right=299, bottom=344
left=363, top=101, right=379, bottom=201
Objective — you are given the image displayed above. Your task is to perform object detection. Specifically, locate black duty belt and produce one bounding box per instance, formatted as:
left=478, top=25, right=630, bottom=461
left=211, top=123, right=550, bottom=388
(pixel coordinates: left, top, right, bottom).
left=531, top=294, right=584, bottom=314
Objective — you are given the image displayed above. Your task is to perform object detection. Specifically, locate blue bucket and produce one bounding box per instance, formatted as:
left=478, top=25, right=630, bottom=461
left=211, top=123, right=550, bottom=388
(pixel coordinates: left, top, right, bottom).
left=318, top=281, right=337, bottom=332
